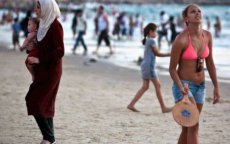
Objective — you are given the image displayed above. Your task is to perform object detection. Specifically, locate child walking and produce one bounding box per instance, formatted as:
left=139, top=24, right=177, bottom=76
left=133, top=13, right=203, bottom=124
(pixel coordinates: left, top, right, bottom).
left=11, top=17, right=21, bottom=50
left=20, top=17, right=39, bottom=81
left=127, top=23, right=172, bottom=113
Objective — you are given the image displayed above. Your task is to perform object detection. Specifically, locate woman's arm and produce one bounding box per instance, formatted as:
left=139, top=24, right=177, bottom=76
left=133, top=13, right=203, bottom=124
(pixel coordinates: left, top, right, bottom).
left=205, top=31, right=220, bottom=104
left=39, top=21, right=64, bottom=65
left=51, top=22, right=64, bottom=61
left=169, top=35, right=186, bottom=94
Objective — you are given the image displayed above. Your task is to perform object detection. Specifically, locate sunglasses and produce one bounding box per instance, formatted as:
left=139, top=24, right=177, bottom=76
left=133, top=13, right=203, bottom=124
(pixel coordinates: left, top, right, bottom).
left=196, top=57, right=204, bottom=72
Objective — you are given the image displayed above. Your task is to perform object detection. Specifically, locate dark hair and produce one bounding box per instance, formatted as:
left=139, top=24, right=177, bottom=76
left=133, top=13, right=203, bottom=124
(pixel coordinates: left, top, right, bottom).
left=14, top=17, right=18, bottom=22
left=99, top=5, right=104, bottom=10
left=142, top=23, right=157, bottom=45
left=29, top=17, right=40, bottom=29
left=75, top=9, right=83, bottom=14
left=26, top=10, right=31, bottom=17
left=169, top=15, right=174, bottom=21
left=160, top=11, right=165, bottom=16
left=182, top=4, right=200, bottom=26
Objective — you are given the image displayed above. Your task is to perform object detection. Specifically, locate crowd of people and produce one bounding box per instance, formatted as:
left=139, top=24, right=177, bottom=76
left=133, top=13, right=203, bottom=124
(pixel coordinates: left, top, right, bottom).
left=1, top=3, right=223, bottom=55
left=70, top=5, right=144, bottom=55
left=0, top=1, right=222, bottom=144
left=69, top=6, right=222, bottom=54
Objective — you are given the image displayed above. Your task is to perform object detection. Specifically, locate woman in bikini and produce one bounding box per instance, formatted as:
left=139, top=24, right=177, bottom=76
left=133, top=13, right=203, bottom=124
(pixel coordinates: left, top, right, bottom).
left=169, top=4, right=220, bottom=144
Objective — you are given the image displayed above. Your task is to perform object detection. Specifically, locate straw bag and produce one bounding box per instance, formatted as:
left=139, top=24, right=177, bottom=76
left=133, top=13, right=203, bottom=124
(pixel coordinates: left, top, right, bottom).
left=172, top=83, right=199, bottom=127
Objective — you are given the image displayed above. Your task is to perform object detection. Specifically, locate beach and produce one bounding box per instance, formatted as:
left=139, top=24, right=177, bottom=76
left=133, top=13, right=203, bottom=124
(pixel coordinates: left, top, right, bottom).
left=0, top=43, right=230, bottom=144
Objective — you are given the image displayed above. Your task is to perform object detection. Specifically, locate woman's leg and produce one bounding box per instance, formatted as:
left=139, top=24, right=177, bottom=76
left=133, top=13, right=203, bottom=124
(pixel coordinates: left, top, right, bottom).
left=151, top=79, right=172, bottom=113
left=187, top=104, right=203, bottom=144
left=127, top=79, right=149, bottom=112
left=34, top=116, right=55, bottom=143
left=178, top=126, right=188, bottom=144
left=177, top=102, right=203, bottom=144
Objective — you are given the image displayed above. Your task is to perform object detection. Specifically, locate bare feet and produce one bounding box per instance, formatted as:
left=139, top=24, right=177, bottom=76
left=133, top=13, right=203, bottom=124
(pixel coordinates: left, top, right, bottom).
left=161, top=106, right=173, bottom=113
left=127, top=105, right=140, bottom=112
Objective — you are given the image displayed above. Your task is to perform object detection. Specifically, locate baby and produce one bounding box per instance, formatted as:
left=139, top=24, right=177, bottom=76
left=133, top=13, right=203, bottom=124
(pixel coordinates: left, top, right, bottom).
left=20, top=17, right=39, bottom=81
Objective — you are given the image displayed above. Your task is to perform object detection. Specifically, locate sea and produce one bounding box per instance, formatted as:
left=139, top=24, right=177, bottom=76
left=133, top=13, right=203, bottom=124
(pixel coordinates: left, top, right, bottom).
left=0, top=3, right=230, bottom=83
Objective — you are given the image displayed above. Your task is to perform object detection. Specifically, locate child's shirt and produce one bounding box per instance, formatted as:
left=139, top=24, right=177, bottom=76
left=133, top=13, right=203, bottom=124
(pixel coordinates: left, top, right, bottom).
left=141, top=37, right=156, bottom=67
left=12, top=22, right=21, bottom=36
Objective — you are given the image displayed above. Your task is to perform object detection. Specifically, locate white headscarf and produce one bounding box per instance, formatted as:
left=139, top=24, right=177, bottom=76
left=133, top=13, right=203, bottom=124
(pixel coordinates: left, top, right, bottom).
left=37, top=0, right=61, bottom=41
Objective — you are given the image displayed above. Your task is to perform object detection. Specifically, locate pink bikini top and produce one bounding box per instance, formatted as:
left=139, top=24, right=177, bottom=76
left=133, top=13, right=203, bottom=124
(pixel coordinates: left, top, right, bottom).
left=181, top=31, right=209, bottom=60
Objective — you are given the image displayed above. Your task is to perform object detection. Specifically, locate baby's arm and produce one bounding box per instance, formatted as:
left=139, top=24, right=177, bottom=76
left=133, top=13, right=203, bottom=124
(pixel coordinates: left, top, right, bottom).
left=20, top=32, right=36, bottom=51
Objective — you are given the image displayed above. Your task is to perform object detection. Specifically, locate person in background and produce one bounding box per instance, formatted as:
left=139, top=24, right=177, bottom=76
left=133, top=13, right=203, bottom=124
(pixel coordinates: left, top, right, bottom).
left=135, top=13, right=143, bottom=36
left=205, top=16, right=210, bottom=31
left=214, top=16, right=221, bottom=38
left=20, top=10, right=31, bottom=37
left=158, top=11, right=170, bottom=50
left=71, top=11, right=77, bottom=39
left=11, top=17, right=21, bottom=50
left=94, top=12, right=99, bottom=36
left=127, top=23, right=172, bottom=113
left=128, top=14, right=135, bottom=40
left=112, top=14, right=121, bottom=40
left=120, top=12, right=129, bottom=39
left=72, top=9, right=88, bottom=55
left=93, top=5, right=113, bottom=55
left=169, top=4, right=220, bottom=144
left=169, top=15, right=179, bottom=47
left=25, top=0, right=64, bottom=143
left=1, top=12, right=7, bottom=24
left=176, top=14, right=185, bottom=32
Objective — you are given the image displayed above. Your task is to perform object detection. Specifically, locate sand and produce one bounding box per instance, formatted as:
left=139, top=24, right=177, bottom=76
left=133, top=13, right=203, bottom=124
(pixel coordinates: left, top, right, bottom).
left=0, top=45, right=230, bottom=144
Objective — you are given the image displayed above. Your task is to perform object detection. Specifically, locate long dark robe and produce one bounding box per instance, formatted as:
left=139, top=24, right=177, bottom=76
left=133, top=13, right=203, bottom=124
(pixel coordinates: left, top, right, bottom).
left=25, top=19, right=64, bottom=118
